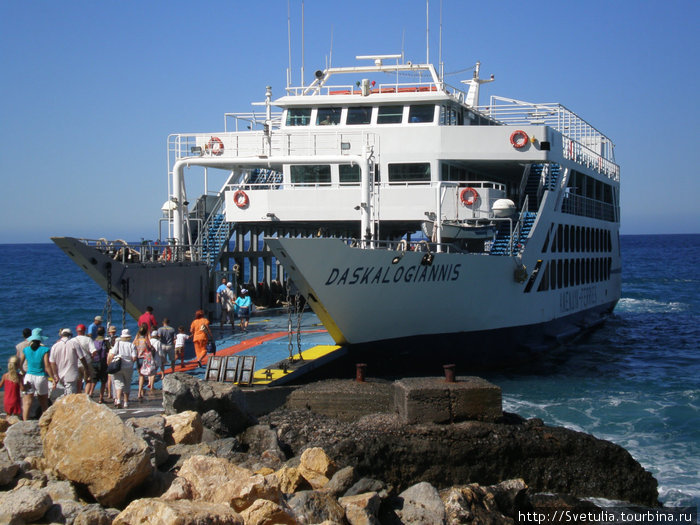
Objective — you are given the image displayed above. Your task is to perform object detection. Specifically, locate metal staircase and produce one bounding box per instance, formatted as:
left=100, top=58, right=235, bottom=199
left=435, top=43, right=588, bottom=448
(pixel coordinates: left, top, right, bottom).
left=522, top=163, right=561, bottom=210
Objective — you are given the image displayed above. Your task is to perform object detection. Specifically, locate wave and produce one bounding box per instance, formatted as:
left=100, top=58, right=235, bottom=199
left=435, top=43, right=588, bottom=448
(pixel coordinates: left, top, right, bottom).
left=616, top=297, right=689, bottom=313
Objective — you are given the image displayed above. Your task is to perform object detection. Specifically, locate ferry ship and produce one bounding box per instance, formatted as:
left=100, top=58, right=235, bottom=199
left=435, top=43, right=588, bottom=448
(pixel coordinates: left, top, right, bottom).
left=53, top=53, right=620, bottom=364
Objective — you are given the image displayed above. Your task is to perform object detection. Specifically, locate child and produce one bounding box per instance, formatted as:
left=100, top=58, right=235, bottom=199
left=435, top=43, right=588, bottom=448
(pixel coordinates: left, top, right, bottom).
left=174, top=326, right=189, bottom=370
left=0, top=357, right=22, bottom=416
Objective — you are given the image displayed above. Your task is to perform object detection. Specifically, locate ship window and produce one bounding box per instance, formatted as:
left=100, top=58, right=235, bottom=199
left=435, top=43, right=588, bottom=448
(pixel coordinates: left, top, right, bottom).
left=290, top=165, right=331, bottom=185
left=286, top=108, right=312, bottom=126
left=557, top=260, right=563, bottom=289
left=339, top=164, right=360, bottom=184
left=539, top=262, right=550, bottom=291
left=377, top=105, right=403, bottom=124
left=576, top=258, right=581, bottom=285
left=550, top=261, right=557, bottom=289
left=440, top=163, right=468, bottom=181
left=346, top=106, right=372, bottom=125
left=409, top=104, right=435, bottom=123
left=316, top=107, right=341, bottom=126
left=440, top=105, right=459, bottom=125
left=388, top=163, right=431, bottom=183
left=557, top=224, right=563, bottom=252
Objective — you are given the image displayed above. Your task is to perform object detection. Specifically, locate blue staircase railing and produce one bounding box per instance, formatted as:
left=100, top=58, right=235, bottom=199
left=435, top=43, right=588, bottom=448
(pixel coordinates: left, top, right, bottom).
left=201, top=213, right=233, bottom=269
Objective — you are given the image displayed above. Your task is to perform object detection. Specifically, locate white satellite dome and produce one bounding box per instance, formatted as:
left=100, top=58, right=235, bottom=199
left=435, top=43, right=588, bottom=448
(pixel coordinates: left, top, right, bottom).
left=492, top=199, right=516, bottom=218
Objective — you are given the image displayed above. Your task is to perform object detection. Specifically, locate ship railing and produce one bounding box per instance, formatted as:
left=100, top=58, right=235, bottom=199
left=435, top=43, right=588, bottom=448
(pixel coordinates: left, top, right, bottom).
left=224, top=112, right=283, bottom=132
left=75, top=238, right=206, bottom=264
left=343, top=238, right=460, bottom=254
left=561, top=191, right=618, bottom=222
left=285, top=79, right=448, bottom=97
left=477, top=96, right=620, bottom=182
left=168, top=130, right=377, bottom=162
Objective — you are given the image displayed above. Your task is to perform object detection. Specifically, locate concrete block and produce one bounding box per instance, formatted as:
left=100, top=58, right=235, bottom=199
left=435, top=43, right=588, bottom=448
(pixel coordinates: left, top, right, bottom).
left=286, top=379, right=394, bottom=421
left=394, top=376, right=501, bottom=424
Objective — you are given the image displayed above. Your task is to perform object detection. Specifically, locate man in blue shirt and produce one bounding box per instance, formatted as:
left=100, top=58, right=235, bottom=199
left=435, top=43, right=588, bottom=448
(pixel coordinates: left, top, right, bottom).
left=215, top=278, right=228, bottom=326
left=87, top=316, right=102, bottom=339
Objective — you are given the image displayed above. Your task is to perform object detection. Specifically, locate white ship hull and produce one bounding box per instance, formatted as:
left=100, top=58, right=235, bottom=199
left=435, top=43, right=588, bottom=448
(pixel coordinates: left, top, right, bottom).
left=268, top=237, right=620, bottom=361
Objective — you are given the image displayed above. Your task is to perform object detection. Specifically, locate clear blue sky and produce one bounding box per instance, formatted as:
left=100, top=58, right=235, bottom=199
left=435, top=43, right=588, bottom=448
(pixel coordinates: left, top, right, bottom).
left=1, top=1, right=698, bottom=243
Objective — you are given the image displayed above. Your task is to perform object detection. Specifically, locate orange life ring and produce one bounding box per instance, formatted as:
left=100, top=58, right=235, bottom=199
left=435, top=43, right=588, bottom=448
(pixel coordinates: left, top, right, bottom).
left=233, top=190, right=249, bottom=208
left=460, top=187, right=479, bottom=206
left=510, top=130, right=529, bottom=149
left=207, top=136, right=224, bottom=156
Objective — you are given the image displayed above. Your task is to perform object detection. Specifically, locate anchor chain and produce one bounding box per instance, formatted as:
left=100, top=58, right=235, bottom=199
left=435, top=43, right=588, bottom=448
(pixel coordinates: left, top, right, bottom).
left=121, top=279, right=128, bottom=330
left=103, top=264, right=113, bottom=327
left=286, top=280, right=294, bottom=361
left=295, top=293, right=305, bottom=361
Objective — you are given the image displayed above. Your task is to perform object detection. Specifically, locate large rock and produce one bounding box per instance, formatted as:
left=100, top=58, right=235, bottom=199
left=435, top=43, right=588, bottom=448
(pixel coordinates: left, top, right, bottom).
left=177, top=455, right=282, bottom=512
left=298, top=447, right=338, bottom=490
left=165, top=410, right=203, bottom=445
left=240, top=498, right=297, bottom=525
left=0, top=486, right=53, bottom=524
left=74, top=505, right=121, bottom=525
left=128, top=417, right=169, bottom=467
left=114, top=498, right=243, bottom=524
left=262, top=409, right=659, bottom=506
left=274, top=465, right=310, bottom=494
left=440, top=481, right=529, bottom=524
left=162, top=373, right=255, bottom=435
left=287, top=490, right=346, bottom=524
left=4, top=420, right=43, bottom=461
left=338, top=492, right=382, bottom=525
left=39, top=394, right=153, bottom=507
left=0, top=450, right=19, bottom=487
left=394, top=482, right=446, bottom=524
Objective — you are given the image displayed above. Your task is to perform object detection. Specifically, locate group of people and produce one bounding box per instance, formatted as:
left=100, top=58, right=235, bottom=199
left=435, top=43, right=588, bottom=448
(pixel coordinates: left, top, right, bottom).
left=3, top=309, right=193, bottom=417
left=3, top=299, right=237, bottom=418
left=216, top=280, right=252, bottom=333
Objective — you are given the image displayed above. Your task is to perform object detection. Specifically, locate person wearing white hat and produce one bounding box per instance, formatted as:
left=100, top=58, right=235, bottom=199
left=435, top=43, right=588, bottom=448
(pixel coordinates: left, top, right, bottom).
left=106, top=329, right=138, bottom=409
left=219, top=282, right=237, bottom=332
left=234, top=288, right=252, bottom=332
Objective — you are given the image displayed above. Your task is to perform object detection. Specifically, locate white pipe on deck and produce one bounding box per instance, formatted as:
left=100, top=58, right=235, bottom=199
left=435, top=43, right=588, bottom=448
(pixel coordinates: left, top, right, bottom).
left=172, top=154, right=370, bottom=246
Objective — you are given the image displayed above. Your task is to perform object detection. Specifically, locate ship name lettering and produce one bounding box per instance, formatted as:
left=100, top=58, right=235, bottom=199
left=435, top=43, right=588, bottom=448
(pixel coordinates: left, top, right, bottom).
left=559, top=286, right=597, bottom=313
left=324, top=263, right=462, bottom=286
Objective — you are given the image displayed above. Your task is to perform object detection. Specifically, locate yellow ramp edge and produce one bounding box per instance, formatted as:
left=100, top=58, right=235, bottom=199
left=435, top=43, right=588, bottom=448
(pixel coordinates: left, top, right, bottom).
left=252, top=345, right=342, bottom=385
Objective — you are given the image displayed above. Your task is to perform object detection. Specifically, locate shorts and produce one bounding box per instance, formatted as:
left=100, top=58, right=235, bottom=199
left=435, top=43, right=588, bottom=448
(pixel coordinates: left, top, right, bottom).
left=91, top=361, right=108, bottom=383
left=62, top=379, right=80, bottom=395
left=238, top=306, right=250, bottom=319
left=23, top=374, right=49, bottom=396
left=160, top=344, right=175, bottom=364
left=175, top=346, right=184, bottom=357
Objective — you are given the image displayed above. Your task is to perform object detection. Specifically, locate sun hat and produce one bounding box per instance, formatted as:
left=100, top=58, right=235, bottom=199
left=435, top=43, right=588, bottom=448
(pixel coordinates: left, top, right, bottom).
left=226, top=282, right=233, bottom=288
left=120, top=329, right=131, bottom=339
left=108, top=325, right=117, bottom=332
left=241, top=288, right=248, bottom=294
left=27, top=327, right=48, bottom=343
left=151, top=330, right=159, bottom=337
left=61, top=328, right=73, bottom=336
left=94, top=316, right=103, bottom=322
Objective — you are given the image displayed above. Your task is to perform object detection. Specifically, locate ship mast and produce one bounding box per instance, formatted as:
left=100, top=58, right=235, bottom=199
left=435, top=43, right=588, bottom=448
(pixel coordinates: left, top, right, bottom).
left=462, top=61, right=494, bottom=107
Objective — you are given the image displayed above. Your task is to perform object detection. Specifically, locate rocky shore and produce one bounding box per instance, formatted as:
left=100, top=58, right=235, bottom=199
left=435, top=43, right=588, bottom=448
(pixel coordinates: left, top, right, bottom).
left=0, top=373, right=659, bottom=524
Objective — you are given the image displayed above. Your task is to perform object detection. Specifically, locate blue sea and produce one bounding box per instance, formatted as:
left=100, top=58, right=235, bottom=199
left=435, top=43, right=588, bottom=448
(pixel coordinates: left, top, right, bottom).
left=0, top=235, right=698, bottom=509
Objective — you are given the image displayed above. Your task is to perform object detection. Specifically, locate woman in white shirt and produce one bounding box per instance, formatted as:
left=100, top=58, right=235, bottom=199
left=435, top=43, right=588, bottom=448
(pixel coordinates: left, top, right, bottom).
left=107, top=329, right=138, bottom=409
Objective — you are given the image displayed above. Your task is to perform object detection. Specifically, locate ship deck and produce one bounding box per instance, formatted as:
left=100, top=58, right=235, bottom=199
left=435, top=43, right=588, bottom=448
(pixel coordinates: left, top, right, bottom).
left=193, top=309, right=345, bottom=386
